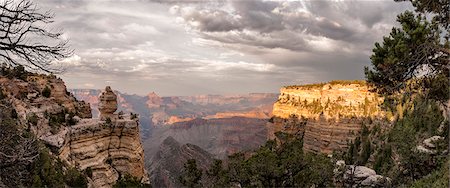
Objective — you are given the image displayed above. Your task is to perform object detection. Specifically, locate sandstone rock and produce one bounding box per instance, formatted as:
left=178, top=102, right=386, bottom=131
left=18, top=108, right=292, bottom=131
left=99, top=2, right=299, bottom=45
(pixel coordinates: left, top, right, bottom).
left=345, top=165, right=376, bottom=181
left=416, top=135, right=445, bottom=154
left=423, top=136, right=444, bottom=148
left=40, top=127, right=68, bottom=148
left=98, top=86, right=118, bottom=120
left=334, top=161, right=391, bottom=188
left=416, top=145, right=435, bottom=154
left=273, top=82, right=383, bottom=120
left=336, top=160, right=346, bottom=167
left=1, top=75, right=146, bottom=187
left=146, top=92, right=163, bottom=109
left=59, top=117, right=148, bottom=187
left=361, top=175, right=391, bottom=187
left=271, top=81, right=384, bottom=154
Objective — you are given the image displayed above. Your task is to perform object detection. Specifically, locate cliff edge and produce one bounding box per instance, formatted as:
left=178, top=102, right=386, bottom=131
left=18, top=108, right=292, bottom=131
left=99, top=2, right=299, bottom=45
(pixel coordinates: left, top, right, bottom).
left=271, top=80, right=384, bottom=154
left=0, top=73, right=148, bottom=187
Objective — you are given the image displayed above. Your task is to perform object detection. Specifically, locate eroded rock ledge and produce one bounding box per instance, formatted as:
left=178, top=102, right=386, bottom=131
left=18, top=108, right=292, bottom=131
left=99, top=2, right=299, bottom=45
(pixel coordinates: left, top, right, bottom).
left=270, top=81, right=384, bottom=154
left=0, top=75, right=148, bottom=188
left=58, top=117, right=148, bottom=187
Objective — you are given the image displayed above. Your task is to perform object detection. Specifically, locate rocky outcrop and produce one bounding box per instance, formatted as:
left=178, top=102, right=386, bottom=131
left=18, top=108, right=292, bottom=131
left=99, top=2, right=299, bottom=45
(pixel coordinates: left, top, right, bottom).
left=57, top=87, right=147, bottom=187
left=416, top=135, right=445, bottom=154
left=271, top=81, right=384, bottom=154
left=149, top=137, right=214, bottom=188
left=1, top=75, right=92, bottom=120
left=98, top=86, right=118, bottom=120
left=146, top=92, right=163, bottom=109
left=1, top=76, right=148, bottom=188
left=273, top=81, right=383, bottom=120
left=58, top=117, right=148, bottom=187
left=334, top=160, right=391, bottom=187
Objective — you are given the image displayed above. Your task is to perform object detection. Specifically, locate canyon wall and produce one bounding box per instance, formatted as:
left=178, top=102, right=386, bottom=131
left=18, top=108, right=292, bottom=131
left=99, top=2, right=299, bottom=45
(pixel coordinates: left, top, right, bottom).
left=57, top=117, right=147, bottom=187
left=150, top=137, right=214, bottom=187
left=144, top=117, right=268, bottom=161
left=0, top=75, right=148, bottom=187
left=271, top=81, right=383, bottom=154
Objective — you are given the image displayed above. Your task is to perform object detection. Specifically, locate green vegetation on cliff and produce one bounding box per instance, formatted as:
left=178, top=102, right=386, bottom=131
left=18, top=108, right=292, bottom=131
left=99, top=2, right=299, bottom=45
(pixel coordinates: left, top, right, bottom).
left=285, top=80, right=366, bottom=90
left=180, top=133, right=334, bottom=187
left=0, top=94, right=88, bottom=187
left=351, top=0, right=450, bottom=185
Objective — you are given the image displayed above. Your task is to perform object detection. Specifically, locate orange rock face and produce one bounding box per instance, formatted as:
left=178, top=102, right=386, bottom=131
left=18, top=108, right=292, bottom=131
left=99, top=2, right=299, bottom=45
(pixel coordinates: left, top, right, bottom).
left=273, top=82, right=383, bottom=120
left=271, top=81, right=384, bottom=154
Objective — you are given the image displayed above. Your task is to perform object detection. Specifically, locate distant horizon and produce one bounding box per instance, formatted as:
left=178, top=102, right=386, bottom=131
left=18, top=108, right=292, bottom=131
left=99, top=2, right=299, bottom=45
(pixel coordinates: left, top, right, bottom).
left=68, top=87, right=279, bottom=97
left=38, top=0, right=412, bottom=96
left=67, top=78, right=368, bottom=97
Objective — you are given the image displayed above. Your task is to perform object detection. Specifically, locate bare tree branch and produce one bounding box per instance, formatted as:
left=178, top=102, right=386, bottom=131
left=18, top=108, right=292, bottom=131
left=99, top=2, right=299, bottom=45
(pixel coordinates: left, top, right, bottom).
left=0, top=0, right=72, bottom=73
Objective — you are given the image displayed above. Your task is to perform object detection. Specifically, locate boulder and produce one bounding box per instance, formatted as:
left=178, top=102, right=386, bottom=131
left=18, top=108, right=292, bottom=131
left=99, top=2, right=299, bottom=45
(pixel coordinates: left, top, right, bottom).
left=423, top=136, right=444, bottom=148
left=335, top=161, right=391, bottom=187
left=344, top=165, right=376, bottom=181
left=361, top=175, right=391, bottom=187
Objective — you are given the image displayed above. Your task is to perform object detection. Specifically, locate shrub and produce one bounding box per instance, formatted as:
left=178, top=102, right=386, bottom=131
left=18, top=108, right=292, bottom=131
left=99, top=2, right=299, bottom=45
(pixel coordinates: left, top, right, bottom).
left=66, top=112, right=78, bottom=126
left=10, top=109, right=18, bottom=119
left=84, top=167, right=93, bottom=178
left=27, top=113, right=39, bottom=126
left=65, top=167, right=88, bottom=188
left=0, top=89, right=5, bottom=100
left=130, top=113, right=138, bottom=120
left=105, top=117, right=112, bottom=124
left=42, top=86, right=51, bottom=98
left=113, top=174, right=150, bottom=188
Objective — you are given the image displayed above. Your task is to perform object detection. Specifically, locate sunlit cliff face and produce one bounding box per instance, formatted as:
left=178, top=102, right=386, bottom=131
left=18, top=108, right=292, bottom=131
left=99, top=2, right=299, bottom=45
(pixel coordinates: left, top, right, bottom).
left=272, top=81, right=383, bottom=120
left=270, top=81, right=384, bottom=154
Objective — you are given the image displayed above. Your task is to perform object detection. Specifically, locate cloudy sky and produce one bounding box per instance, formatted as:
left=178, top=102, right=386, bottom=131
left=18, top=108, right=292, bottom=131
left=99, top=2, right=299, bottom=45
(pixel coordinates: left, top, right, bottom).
left=39, top=0, right=412, bottom=96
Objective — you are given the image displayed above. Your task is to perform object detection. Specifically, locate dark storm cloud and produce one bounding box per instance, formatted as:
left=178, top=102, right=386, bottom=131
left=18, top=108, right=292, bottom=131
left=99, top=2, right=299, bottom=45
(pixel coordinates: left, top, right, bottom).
left=182, top=9, right=242, bottom=32
left=36, top=0, right=413, bottom=95
left=176, top=0, right=412, bottom=52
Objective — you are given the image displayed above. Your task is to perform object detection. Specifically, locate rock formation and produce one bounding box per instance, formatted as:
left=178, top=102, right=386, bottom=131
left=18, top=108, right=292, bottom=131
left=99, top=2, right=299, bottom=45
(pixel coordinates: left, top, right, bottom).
left=57, top=86, right=148, bottom=187
left=146, top=92, right=163, bottom=109
left=416, top=135, right=445, bottom=154
left=273, top=81, right=383, bottom=120
left=98, top=86, right=118, bottom=120
left=334, top=160, right=391, bottom=187
left=271, top=81, right=384, bottom=154
left=58, top=117, right=148, bottom=187
left=149, top=137, right=214, bottom=187
left=0, top=75, right=148, bottom=187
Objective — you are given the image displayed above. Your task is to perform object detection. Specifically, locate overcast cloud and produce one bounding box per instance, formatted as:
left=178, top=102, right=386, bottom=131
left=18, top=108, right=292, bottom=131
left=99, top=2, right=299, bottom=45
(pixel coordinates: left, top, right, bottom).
left=38, top=0, right=412, bottom=96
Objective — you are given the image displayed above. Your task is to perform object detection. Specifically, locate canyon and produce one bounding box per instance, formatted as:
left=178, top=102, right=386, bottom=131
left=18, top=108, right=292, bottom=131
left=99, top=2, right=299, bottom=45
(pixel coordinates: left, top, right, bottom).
left=70, top=89, right=277, bottom=128
left=65, top=80, right=387, bottom=187
left=70, top=89, right=276, bottom=187
left=0, top=75, right=148, bottom=187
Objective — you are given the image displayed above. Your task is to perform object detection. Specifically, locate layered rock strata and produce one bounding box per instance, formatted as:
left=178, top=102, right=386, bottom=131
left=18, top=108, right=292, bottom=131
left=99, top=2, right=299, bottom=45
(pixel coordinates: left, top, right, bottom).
left=0, top=75, right=148, bottom=188
left=57, top=86, right=148, bottom=187
left=58, top=117, right=148, bottom=187
left=271, top=81, right=383, bottom=154
left=99, top=86, right=118, bottom=120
